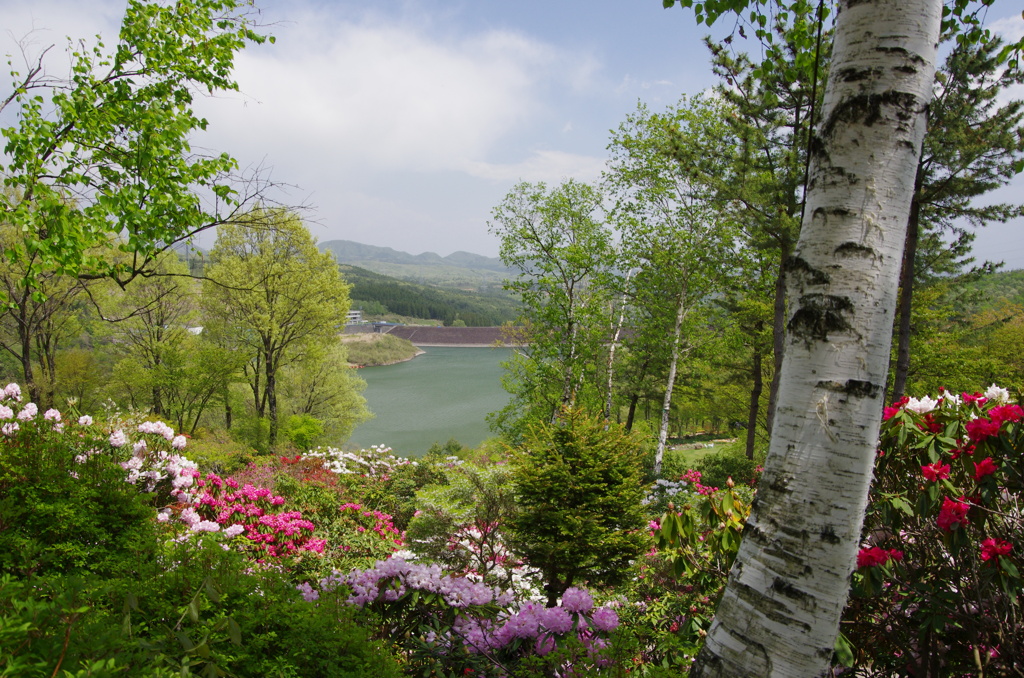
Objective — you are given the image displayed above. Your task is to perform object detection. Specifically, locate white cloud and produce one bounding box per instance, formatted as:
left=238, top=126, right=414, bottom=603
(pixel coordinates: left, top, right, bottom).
left=196, top=7, right=596, bottom=178
left=464, top=149, right=606, bottom=184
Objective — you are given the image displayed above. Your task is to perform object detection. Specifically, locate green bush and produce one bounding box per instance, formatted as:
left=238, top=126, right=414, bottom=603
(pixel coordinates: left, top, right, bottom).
left=692, top=447, right=760, bottom=489
left=0, top=419, right=157, bottom=579
left=507, top=408, right=649, bottom=606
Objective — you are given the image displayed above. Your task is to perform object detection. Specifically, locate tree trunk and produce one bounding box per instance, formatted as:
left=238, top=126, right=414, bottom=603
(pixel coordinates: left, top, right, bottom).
left=692, top=0, right=941, bottom=675
left=891, top=189, right=921, bottom=401
left=745, top=332, right=764, bottom=460
left=765, top=244, right=788, bottom=435
left=625, top=393, right=639, bottom=431
left=604, top=283, right=630, bottom=422
left=654, top=293, right=687, bottom=475
left=266, top=350, right=278, bottom=446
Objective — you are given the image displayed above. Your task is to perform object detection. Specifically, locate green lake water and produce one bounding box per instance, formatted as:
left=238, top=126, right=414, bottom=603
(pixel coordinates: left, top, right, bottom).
left=346, top=346, right=512, bottom=456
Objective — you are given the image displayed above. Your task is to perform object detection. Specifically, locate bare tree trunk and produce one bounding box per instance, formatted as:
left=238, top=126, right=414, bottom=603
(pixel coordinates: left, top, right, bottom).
left=745, top=333, right=764, bottom=460
left=604, top=282, right=631, bottom=422
left=765, top=245, right=788, bottom=435
left=654, top=293, right=687, bottom=475
left=891, top=191, right=921, bottom=401
left=693, top=0, right=941, bottom=674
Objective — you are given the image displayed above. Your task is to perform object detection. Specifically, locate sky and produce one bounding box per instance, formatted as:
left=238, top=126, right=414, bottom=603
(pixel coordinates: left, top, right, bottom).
left=2, top=0, right=1023, bottom=268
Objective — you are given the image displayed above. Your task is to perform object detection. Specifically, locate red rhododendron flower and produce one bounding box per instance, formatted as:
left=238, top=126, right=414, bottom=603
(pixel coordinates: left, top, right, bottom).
left=921, top=460, right=951, bottom=483
left=856, top=547, right=903, bottom=568
left=937, top=497, right=970, bottom=532
left=918, top=413, right=943, bottom=434
left=974, top=457, right=999, bottom=481
left=965, top=417, right=1001, bottom=442
left=988, top=404, right=1023, bottom=426
left=980, top=538, right=1012, bottom=562
left=961, top=392, right=987, bottom=405
left=883, top=396, right=910, bottom=421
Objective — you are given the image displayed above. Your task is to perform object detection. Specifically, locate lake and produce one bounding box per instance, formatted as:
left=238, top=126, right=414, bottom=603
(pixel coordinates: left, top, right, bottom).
left=346, top=346, right=513, bottom=456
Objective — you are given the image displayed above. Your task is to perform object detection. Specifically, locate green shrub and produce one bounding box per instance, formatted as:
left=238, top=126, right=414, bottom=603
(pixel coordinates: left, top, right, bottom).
left=0, top=418, right=157, bottom=579
left=507, top=408, right=649, bottom=606
left=692, top=447, right=760, bottom=489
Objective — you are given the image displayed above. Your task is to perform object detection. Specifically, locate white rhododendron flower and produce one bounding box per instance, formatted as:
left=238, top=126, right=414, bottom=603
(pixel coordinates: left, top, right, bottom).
left=984, top=383, right=1010, bottom=405
left=905, top=396, right=939, bottom=414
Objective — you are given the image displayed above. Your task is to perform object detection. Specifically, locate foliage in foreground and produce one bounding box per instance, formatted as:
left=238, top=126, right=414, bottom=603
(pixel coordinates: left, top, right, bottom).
left=1, top=377, right=1021, bottom=676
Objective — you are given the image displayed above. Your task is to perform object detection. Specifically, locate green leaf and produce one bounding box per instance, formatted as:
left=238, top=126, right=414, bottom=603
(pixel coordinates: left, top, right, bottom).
left=889, top=496, right=914, bottom=517
left=834, top=632, right=855, bottom=667
left=227, top=618, right=242, bottom=646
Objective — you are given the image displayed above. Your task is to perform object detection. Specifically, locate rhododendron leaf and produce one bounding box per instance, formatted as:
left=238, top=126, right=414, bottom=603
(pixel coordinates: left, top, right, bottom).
left=889, top=496, right=913, bottom=517
left=227, top=618, right=242, bottom=646
left=176, top=631, right=195, bottom=651
left=188, top=599, right=200, bottom=623
left=1001, top=557, right=1019, bottom=579
left=203, top=578, right=221, bottom=604
left=834, top=633, right=855, bottom=668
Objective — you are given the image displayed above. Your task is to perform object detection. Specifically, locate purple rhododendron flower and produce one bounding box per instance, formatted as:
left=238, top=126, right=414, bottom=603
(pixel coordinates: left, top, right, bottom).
left=561, top=587, right=594, bottom=613
left=590, top=606, right=619, bottom=632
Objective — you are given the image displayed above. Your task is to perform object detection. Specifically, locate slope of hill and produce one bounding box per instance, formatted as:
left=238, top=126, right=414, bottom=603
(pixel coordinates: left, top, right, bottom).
left=341, top=264, right=520, bottom=327
left=319, top=240, right=510, bottom=289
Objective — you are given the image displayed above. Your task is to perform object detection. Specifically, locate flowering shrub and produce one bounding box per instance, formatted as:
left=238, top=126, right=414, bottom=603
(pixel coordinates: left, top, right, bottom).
left=0, top=386, right=197, bottom=577
left=406, top=458, right=524, bottom=591
left=305, top=444, right=415, bottom=479
left=173, top=472, right=325, bottom=560
left=300, top=558, right=620, bottom=675
left=842, top=385, right=1022, bottom=676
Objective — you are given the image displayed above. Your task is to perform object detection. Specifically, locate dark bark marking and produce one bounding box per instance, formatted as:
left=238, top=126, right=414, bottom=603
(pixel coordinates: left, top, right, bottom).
left=833, top=241, right=876, bottom=259
left=772, top=576, right=810, bottom=602
left=820, top=525, right=841, bottom=544
left=837, top=66, right=882, bottom=83
left=786, top=255, right=831, bottom=286
left=788, top=294, right=854, bottom=342
left=816, top=379, right=881, bottom=399
left=877, top=46, right=927, bottom=67
left=821, top=91, right=921, bottom=137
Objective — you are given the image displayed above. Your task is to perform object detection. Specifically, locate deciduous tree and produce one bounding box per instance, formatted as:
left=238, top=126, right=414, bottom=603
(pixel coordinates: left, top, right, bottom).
left=0, top=0, right=275, bottom=288
left=203, top=210, right=353, bottom=447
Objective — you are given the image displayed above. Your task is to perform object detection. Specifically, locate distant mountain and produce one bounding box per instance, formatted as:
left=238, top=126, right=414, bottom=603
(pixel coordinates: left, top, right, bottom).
left=319, top=240, right=511, bottom=289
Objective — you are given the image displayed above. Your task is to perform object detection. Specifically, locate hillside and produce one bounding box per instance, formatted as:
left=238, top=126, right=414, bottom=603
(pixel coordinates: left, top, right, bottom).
left=341, top=264, right=520, bottom=327
left=320, top=239, right=510, bottom=289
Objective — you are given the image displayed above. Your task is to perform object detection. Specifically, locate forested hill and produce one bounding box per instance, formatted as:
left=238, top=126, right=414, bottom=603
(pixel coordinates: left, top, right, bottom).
left=964, top=268, right=1024, bottom=310
left=340, top=264, right=520, bottom=327
left=319, top=239, right=510, bottom=289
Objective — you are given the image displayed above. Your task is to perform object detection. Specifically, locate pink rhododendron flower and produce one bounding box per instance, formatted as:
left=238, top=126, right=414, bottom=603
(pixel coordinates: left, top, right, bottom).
left=0, top=405, right=12, bottom=420
left=973, top=457, right=999, bottom=481
left=856, top=547, right=902, bottom=568
left=17, top=403, right=37, bottom=420
left=43, top=408, right=61, bottom=421
left=78, top=415, right=93, bottom=426
left=980, top=538, right=1012, bottom=562
left=921, top=460, right=950, bottom=482
left=988, top=404, right=1023, bottom=426
left=109, top=430, right=127, bottom=447
left=172, top=435, right=187, bottom=450
left=3, top=383, right=21, bottom=401
left=937, top=497, right=970, bottom=532
left=961, top=391, right=987, bottom=405
left=2, top=422, right=19, bottom=436
left=965, top=417, right=1000, bottom=443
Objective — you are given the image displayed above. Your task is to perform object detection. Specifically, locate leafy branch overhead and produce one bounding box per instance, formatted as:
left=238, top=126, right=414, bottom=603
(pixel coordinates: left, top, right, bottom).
left=0, top=0, right=278, bottom=288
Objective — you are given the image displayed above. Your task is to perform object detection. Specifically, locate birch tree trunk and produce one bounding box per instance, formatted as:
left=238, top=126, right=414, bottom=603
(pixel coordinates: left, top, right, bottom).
left=654, top=291, right=687, bottom=475
left=692, top=0, right=941, bottom=675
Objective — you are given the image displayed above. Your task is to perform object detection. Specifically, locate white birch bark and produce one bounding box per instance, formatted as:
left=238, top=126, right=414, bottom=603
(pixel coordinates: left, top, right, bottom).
left=692, top=0, right=942, bottom=675
left=654, top=290, right=687, bottom=475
